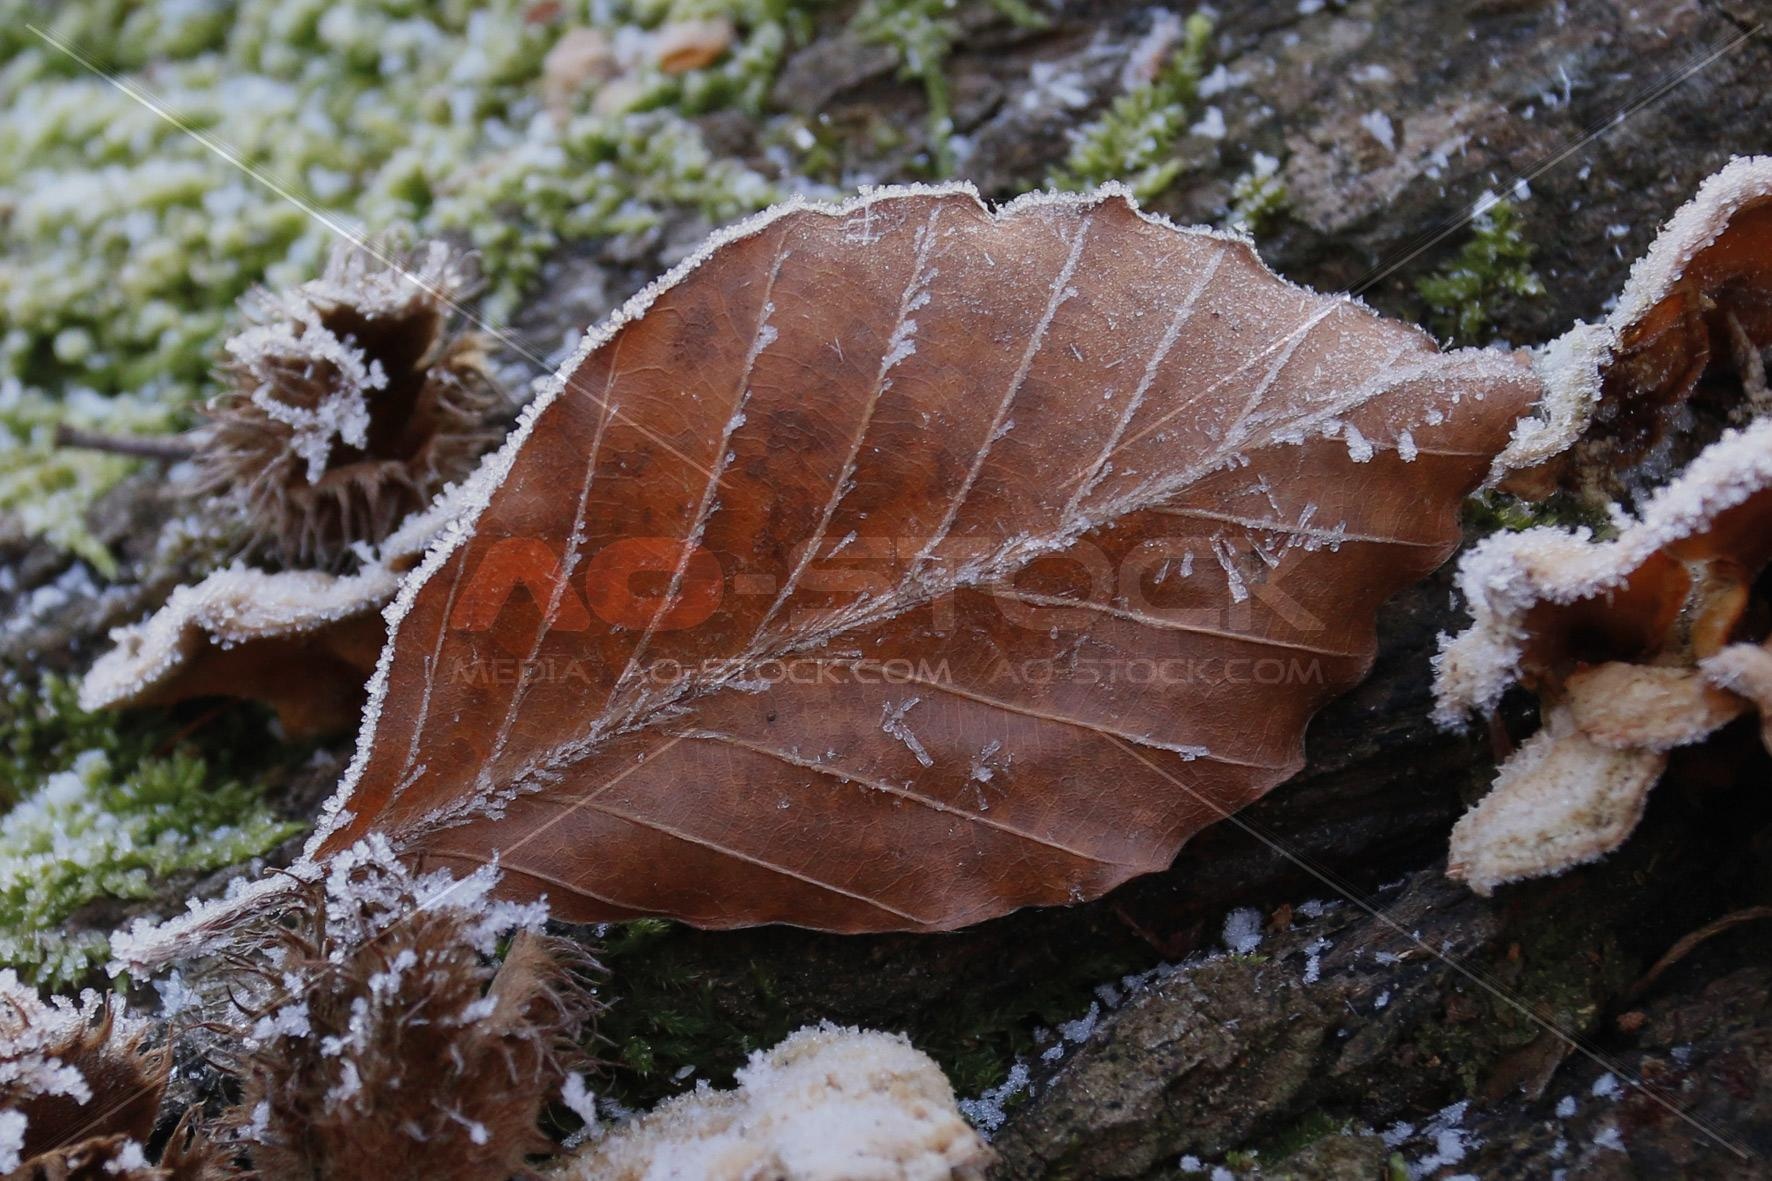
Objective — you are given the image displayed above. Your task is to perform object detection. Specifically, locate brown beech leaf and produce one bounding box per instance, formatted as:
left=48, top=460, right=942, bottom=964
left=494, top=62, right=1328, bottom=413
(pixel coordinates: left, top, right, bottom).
left=191, top=186, right=1535, bottom=938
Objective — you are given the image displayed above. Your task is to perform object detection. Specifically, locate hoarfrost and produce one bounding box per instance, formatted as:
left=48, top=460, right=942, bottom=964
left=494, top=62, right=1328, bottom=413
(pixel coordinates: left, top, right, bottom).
left=1358, top=110, right=1396, bottom=153
left=0, top=1111, right=25, bottom=1175
left=1189, top=106, right=1227, bottom=141
left=959, top=1061, right=1030, bottom=1135
left=1222, top=907, right=1263, bottom=954
left=558, top=1023, right=992, bottom=1178
left=1439, top=415, right=1772, bottom=726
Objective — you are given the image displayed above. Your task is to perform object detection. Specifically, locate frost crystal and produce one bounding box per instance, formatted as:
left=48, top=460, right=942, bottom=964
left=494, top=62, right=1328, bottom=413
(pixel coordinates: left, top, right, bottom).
left=1222, top=907, right=1264, bottom=954
left=0, top=971, right=159, bottom=1172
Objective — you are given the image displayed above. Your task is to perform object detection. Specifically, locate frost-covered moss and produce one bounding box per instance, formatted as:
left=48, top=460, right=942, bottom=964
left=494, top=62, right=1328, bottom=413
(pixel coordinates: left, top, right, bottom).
left=1416, top=197, right=1546, bottom=346
left=1225, top=151, right=1288, bottom=236
left=0, top=0, right=802, bottom=562
left=0, top=383, right=178, bottom=576
left=853, top=0, right=1047, bottom=175
left=0, top=746, right=297, bottom=987
left=1048, top=11, right=1212, bottom=198
left=430, top=111, right=779, bottom=321
left=0, top=675, right=297, bottom=986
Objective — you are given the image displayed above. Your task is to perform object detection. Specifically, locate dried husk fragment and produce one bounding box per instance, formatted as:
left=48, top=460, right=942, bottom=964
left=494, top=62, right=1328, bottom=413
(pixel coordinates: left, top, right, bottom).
left=0, top=973, right=169, bottom=1178
left=551, top=1023, right=992, bottom=1181
left=79, top=500, right=452, bottom=737
left=216, top=841, right=600, bottom=1181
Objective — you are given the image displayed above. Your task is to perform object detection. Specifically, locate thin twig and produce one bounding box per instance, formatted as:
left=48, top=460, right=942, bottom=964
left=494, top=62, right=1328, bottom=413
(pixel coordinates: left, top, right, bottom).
left=53, top=423, right=198, bottom=461
left=1629, top=905, right=1772, bottom=1000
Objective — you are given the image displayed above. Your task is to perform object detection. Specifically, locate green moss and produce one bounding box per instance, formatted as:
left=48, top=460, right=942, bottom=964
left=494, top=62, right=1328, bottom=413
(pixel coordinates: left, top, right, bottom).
left=1225, top=152, right=1288, bottom=235
left=0, top=674, right=306, bottom=986
left=1461, top=488, right=1613, bottom=539
left=1415, top=197, right=1545, bottom=346
left=0, top=677, right=299, bottom=987
left=2, top=676, right=139, bottom=811
left=852, top=0, right=1047, bottom=175
left=1048, top=11, right=1213, bottom=199
left=428, top=110, right=780, bottom=320
left=1254, top=1110, right=1347, bottom=1162
left=0, top=382, right=179, bottom=576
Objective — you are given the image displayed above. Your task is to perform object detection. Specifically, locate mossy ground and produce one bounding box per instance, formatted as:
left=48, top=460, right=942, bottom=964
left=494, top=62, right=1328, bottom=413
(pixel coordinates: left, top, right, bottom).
left=0, top=673, right=305, bottom=986
left=588, top=907, right=1163, bottom=1110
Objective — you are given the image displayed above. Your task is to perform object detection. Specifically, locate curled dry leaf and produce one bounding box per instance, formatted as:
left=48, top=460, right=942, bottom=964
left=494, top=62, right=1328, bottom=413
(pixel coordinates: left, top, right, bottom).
left=551, top=1023, right=993, bottom=1181
left=543, top=28, right=619, bottom=121
left=1440, top=158, right=1772, bottom=895
left=79, top=503, right=450, bottom=737
left=1704, top=639, right=1772, bottom=750
left=121, top=183, right=1536, bottom=961
left=1437, top=411, right=1772, bottom=894
left=1491, top=155, right=1772, bottom=494
left=652, top=18, right=735, bottom=74
left=1447, top=718, right=1668, bottom=900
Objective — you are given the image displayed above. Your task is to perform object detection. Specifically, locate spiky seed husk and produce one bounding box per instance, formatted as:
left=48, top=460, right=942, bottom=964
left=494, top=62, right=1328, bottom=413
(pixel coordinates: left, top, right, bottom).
left=221, top=875, right=600, bottom=1181
left=192, top=241, right=501, bottom=569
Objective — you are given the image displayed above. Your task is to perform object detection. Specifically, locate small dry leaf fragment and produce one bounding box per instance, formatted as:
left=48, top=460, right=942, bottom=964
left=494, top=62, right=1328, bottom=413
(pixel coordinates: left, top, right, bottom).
left=1448, top=712, right=1667, bottom=896
left=1490, top=155, right=1772, bottom=494
left=551, top=1023, right=993, bottom=1181
left=79, top=503, right=450, bottom=737
left=1563, top=662, right=1744, bottom=752
left=0, top=972, right=166, bottom=1176
left=543, top=27, right=619, bottom=120
left=119, top=183, right=1537, bottom=963
left=1702, top=640, right=1772, bottom=752
left=191, top=240, right=500, bottom=569
left=652, top=18, right=735, bottom=74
